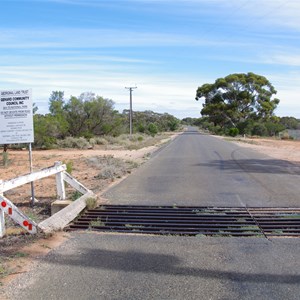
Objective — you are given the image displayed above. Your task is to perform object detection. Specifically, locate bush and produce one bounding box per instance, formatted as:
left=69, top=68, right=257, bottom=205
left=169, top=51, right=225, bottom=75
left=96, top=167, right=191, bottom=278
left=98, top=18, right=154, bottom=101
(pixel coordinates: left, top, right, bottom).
left=265, top=121, right=285, bottom=136
left=252, top=123, right=268, bottom=136
left=147, top=123, right=158, bottom=136
left=228, top=128, right=239, bottom=137
left=137, top=123, right=145, bottom=133
left=63, top=161, right=73, bottom=174
left=89, top=138, right=96, bottom=147
left=280, top=131, right=293, bottom=140
left=91, top=156, right=127, bottom=179
left=33, top=114, right=67, bottom=149
left=86, top=197, right=98, bottom=209
left=57, top=137, right=91, bottom=149
left=168, top=119, right=179, bottom=131
left=88, top=155, right=138, bottom=180
left=94, top=137, right=109, bottom=145
left=209, top=125, right=223, bottom=135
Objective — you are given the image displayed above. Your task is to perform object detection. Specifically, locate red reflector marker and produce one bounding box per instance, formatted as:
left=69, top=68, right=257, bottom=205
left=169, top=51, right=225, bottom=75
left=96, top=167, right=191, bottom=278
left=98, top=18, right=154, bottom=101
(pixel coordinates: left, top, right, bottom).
left=8, top=207, right=12, bottom=215
left=23, top=220, right=29, bottom=227
left=1, top=201, right=7, bottom=208
left=28, top=224, right=33, bottom=231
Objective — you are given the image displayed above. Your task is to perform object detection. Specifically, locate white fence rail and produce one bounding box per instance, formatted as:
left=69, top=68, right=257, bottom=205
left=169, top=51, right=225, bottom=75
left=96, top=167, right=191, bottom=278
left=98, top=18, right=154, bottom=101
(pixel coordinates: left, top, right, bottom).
left=0, top=163, right=66, bottom=193
left=0, top=162, right=93, bottom=238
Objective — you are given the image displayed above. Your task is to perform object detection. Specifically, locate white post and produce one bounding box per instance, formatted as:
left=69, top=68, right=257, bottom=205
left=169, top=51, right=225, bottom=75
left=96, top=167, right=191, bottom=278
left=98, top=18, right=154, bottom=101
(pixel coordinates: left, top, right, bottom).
left=29, top=143, right=36, bottom=206
left=0, top=181, right=5, bottom=238
left=0, top=209, right=5, bottom=238
left=55, top=162, right=66, bottom=200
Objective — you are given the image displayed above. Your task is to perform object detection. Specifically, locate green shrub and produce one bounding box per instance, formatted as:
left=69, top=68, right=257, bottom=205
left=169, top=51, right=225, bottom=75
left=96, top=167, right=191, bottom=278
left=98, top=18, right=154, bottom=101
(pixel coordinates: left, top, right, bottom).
left=137, top=124, right=145, bottom=133
left=63, top=161, right=73, bottom=174
left=168, top=119, right=179, bottom=131
left=228, top=128, right=239, bottom=137
left=209, top=125, right=223, bottom=135
left=148, top=123, right=158, bottom=136
left=252, top=123, right=268, bottom=136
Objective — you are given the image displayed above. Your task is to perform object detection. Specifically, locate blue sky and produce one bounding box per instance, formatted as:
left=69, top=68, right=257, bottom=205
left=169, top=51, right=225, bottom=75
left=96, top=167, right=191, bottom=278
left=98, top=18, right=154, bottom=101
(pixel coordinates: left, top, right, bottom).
left=1, top=0, right=300, bottom=119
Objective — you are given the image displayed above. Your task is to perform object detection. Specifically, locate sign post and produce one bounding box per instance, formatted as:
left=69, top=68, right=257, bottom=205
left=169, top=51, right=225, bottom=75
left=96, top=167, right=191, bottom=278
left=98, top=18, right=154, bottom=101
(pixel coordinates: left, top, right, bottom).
left=0, top=89, right=35, bottom=205
left=28, top=143, right=35, bottom=205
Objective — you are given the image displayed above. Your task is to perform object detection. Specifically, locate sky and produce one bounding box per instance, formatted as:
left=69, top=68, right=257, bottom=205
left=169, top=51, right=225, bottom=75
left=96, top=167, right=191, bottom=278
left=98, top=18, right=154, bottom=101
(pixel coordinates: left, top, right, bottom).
left=1, top=0, right=300, bottom=119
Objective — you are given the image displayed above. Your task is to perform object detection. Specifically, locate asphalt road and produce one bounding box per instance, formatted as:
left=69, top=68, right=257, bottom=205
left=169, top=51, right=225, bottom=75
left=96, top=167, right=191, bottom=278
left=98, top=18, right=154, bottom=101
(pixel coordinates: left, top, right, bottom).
left=104, top=127, right=300, bottom=207
left=5, top=233, right=300, bottom=300
left=5, top=128, right=300, bottom=300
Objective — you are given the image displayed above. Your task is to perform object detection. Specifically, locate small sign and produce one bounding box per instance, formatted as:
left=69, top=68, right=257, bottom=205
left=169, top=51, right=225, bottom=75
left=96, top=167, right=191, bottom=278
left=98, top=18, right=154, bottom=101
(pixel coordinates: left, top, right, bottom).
left=0, top=89, right=34, bottom=144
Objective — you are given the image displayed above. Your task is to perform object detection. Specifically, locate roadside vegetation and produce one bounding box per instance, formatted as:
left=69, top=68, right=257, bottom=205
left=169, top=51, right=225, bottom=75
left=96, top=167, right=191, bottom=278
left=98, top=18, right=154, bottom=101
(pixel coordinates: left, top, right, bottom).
left=189, top=72, right=300, bottom=139
left=54, top=133, right=170, bottom=151
left=3, top=75, right=300, bottom=154
left=182, top=115, right=300, bottom=139
left=30, top=91, right=180, bottom=149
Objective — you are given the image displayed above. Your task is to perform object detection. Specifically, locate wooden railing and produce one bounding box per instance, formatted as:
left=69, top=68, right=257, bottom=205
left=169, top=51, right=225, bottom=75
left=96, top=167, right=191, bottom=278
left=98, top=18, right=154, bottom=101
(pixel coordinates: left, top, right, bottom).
left=0, top=162, right=93, bottom=238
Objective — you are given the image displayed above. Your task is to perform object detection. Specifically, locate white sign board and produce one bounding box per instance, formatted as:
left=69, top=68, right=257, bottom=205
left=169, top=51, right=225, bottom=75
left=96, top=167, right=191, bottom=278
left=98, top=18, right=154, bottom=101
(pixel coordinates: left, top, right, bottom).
left=0, top=89, right=34, bottom=144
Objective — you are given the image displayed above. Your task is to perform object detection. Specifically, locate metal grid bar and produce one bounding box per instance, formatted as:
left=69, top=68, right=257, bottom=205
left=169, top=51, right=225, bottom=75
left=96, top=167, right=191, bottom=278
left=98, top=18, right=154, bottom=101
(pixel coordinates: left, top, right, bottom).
left=67, top=205, right=300, bottom=238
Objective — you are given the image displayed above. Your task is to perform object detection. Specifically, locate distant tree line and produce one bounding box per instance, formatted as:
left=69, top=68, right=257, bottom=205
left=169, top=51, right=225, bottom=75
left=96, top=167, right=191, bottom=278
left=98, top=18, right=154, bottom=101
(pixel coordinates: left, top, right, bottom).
left=194, top=72, right=300, bottom=137
left=33, top=91, right=180, bottom=148
left=182, top=116, right=300, bottom=137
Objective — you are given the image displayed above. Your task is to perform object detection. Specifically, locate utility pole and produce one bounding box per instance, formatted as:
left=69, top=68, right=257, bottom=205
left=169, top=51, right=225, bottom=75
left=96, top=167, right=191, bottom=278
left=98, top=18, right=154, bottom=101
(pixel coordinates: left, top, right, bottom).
left=125, top=86, right=137, bottom=135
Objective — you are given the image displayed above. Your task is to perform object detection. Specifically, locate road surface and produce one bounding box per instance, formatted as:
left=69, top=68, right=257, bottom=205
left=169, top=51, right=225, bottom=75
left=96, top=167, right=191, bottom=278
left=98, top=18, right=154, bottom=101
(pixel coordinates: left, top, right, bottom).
left=5, top=128, right=300, bottom=300
left=105, top=128, right=300, bottom=207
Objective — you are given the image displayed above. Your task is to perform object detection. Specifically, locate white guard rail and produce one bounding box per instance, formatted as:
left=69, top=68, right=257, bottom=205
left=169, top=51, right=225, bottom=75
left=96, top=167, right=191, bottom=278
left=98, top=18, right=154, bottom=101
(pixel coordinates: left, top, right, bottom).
left=0, top=161, right=94, bottom=238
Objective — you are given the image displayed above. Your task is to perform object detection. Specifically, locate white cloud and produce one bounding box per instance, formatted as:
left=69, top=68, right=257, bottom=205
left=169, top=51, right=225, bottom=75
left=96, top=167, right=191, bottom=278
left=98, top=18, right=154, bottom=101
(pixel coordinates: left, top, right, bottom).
left=262, top=53, right=300, bottom=67
left=267, top=72, right=300, bottom=118
left=0, top=27, right=239, bottom=50
left=229, top=0, right=300, bottom=31
left=0, top=63, right=203, bottom=118
left=276, top=89, right=300, bottom=118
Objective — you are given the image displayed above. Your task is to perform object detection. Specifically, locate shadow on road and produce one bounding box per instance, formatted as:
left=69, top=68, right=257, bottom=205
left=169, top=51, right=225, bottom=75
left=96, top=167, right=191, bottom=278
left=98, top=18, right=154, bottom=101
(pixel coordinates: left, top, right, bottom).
left=194, top=159, right=300, bottom=175
left=44, top=247, right=300, bottom=284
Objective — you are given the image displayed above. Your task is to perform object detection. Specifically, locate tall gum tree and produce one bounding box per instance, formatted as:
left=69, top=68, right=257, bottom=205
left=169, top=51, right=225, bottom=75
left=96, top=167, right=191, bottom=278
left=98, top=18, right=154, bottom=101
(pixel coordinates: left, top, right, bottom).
left=195, top=72, right=280, bottom=128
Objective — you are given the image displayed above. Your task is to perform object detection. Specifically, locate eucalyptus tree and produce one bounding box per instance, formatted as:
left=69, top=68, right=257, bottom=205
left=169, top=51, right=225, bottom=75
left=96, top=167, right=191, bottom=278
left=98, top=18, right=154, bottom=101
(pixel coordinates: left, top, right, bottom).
left=195, top=72, right=280, bottom=129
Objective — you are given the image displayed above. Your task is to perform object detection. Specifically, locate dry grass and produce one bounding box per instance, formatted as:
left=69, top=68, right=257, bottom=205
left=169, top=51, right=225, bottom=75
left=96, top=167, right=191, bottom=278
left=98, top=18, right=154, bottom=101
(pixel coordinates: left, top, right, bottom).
left=99, top=133, right=169, bottom=150
left=54, top=133, right=169, bottom=151
left=85, top=197, right=98, bottom=210
left=87, top=155, right=138, bottom=180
